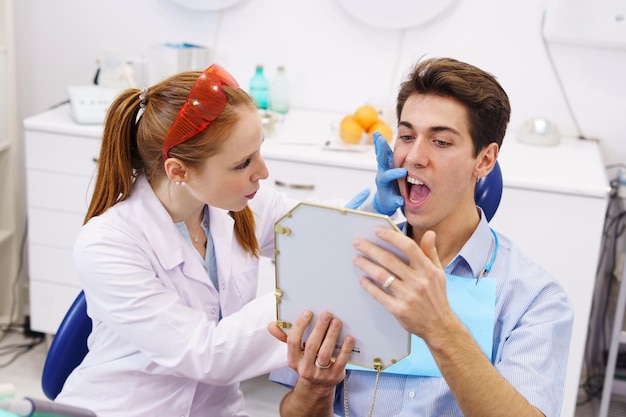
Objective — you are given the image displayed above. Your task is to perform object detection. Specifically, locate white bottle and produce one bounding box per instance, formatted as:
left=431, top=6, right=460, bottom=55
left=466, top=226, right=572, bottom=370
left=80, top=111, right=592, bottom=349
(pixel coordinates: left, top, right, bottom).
left=269, top=65, right=290, bottom=114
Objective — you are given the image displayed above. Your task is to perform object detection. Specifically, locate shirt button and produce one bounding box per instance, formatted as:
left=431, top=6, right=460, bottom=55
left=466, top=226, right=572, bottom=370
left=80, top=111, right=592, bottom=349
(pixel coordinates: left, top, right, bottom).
left=221, top=283, right=226, bottom=290
left=408, top=389, right=416, bottom=399
left=210, top=308, right=217, bottom=315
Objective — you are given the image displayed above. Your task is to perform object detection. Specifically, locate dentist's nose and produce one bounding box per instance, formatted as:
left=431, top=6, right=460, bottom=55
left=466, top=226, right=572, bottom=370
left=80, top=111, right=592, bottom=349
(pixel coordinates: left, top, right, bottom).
left=253, top=158, right=269, bottom=181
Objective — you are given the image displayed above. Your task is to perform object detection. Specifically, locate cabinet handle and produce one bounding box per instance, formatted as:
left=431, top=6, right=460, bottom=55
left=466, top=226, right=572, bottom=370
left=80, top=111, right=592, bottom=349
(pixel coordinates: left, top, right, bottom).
left=274, top=180, right=315, bottom=191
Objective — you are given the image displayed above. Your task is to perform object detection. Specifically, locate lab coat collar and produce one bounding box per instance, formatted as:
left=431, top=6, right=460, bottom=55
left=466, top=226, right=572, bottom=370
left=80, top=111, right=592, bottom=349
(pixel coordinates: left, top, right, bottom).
left=207, top=205, right=234, bottom=289
left=130, top=176, right=187, bottom=271
left=130, top=175, right=234, bottom=286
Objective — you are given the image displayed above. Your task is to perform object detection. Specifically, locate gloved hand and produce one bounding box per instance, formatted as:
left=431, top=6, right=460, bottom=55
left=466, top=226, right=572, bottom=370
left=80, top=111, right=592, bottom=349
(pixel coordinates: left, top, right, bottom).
left=344, top=188, right=371, bottom=210
left=372, top=132, right=406, bottom=216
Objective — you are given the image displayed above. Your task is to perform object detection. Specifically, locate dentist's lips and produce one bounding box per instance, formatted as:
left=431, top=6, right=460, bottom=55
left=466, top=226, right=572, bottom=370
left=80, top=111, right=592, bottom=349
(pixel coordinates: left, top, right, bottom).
left=245, top=190, right=258, bottom=199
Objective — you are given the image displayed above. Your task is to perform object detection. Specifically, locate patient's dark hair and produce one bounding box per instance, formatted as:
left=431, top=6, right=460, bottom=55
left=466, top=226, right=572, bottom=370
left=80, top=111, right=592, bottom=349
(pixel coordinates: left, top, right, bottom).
left=396, top=57, right=511, bottom=156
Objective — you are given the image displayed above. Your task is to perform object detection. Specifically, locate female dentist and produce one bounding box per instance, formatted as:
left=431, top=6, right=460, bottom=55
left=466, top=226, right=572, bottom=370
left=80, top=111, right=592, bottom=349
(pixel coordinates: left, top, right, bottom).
left=55, top=64, right=296, bottom=417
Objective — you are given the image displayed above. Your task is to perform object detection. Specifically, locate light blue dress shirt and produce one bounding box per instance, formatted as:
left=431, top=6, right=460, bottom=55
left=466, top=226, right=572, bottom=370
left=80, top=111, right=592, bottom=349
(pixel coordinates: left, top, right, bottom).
left=176, top=205, right=219, bottom=290
left=271, top=210, right=574, bottom=417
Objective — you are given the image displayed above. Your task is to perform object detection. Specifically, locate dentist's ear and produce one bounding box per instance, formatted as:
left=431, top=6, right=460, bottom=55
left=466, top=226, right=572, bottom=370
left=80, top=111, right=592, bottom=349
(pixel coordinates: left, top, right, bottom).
left=164, top=158, right=187, bottom=184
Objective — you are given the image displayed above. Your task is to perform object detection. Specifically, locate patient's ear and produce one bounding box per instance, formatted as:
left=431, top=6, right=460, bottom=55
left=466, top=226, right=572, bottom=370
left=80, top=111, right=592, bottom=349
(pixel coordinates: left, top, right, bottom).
left=475, top=143, right=499, bottom=179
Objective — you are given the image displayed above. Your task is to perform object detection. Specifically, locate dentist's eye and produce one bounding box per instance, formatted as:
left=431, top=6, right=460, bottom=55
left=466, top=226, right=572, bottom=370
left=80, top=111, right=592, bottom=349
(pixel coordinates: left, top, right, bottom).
left=236, top=158, right=252, bottom=170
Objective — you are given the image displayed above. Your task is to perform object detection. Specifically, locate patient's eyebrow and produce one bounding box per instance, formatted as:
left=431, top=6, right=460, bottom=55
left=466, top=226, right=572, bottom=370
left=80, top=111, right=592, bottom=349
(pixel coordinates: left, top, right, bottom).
left=398, top=120, right=461, bottom=136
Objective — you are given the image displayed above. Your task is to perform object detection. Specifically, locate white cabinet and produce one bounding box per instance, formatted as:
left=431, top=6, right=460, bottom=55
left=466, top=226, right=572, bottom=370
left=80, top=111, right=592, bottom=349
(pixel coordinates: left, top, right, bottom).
left=23, top=107, right=101, bottom=334
left=23, top=105, right=609, bottom=417
left=0, top=0, right=19, bottom=320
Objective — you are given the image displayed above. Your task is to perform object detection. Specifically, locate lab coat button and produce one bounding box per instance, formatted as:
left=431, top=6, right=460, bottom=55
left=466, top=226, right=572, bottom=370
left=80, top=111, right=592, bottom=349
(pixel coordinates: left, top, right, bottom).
left=211, top=308, right=217, bottom=315
left=408, top=389, right=416, bottom=399
left=221, top=283, right=226, bottom=290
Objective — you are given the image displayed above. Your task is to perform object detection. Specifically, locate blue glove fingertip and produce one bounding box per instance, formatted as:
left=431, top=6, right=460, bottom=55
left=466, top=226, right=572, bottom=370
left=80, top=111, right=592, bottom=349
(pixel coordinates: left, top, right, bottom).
left=345, top=188, right=371, bottom=210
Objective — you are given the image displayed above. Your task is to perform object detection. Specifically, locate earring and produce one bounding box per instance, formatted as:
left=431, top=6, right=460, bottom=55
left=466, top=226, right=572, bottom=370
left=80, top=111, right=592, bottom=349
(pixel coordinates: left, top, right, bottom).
left=181, top=181, right=187, bottom=187
left=175, top=181, right=181, bottom=186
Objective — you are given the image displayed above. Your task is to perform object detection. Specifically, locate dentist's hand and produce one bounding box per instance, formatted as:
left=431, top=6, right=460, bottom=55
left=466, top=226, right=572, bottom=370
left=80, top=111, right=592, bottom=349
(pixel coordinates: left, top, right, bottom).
left=372, top=132, right=406, bottom=216
left=344, top=188, right=371, bottom=210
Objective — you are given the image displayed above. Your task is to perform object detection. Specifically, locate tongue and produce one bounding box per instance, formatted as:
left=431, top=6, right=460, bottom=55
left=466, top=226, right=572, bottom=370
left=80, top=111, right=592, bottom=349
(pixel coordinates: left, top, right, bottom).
left=409, top=183, right=430, bottom=203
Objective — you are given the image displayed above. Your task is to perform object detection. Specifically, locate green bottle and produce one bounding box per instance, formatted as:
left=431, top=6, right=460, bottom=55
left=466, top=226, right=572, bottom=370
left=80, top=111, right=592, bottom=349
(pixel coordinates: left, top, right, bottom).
left=249, top=65, right=269, bottom=110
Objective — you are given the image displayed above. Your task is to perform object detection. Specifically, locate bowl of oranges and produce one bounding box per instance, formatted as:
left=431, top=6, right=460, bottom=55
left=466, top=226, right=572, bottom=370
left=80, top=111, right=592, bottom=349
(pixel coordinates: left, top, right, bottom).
left=334, top=104, right=394, bottom=145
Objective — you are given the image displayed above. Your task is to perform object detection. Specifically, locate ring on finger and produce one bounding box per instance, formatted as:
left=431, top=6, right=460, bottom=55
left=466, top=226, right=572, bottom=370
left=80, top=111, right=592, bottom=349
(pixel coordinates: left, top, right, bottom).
left=382, top=275, right=396, bottom=289
left=315, top=357, right=332, bottom=369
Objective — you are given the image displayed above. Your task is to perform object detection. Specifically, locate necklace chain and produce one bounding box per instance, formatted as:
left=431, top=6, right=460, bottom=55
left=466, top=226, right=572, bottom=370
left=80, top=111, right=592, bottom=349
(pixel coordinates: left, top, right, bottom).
left=343, top=366, right=382, bottom=417
left=189, top=220, right=204, bottom=243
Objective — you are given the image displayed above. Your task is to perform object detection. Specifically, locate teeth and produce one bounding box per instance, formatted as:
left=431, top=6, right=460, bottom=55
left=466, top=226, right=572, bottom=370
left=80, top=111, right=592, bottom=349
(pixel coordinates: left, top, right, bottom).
left=407, top=176, right=424, bottom=185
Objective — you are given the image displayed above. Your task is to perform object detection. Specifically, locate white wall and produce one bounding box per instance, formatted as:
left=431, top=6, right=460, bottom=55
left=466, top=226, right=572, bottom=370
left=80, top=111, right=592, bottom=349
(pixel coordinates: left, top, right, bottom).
left=13, top=0, right=626, bottom=164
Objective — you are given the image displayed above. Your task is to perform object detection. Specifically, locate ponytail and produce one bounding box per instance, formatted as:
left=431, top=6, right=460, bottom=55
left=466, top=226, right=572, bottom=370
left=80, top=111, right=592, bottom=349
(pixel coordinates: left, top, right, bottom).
left=84, top=89, right=142, bottom=223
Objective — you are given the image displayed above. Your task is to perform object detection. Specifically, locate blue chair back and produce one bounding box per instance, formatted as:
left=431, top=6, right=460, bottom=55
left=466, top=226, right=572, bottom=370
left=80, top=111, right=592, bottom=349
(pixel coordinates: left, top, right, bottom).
left=41, top=290, right=91, bottom=400
left=475, top=161, right=503, bottom=222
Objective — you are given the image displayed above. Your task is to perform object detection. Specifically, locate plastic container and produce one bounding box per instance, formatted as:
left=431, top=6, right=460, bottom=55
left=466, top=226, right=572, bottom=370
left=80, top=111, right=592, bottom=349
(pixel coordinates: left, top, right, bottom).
left=269, top=65, right=290, bottom=114
left=249, top=65, right=269, bottom=110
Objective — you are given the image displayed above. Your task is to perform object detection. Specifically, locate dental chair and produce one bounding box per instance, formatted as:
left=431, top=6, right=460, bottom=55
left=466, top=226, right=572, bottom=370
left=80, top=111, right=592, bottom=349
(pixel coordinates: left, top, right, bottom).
left=40, top=161, right=503, bottom=401
left=41, top=290, right=89, bottom=400
left=475, top=160, right=503, bottom=222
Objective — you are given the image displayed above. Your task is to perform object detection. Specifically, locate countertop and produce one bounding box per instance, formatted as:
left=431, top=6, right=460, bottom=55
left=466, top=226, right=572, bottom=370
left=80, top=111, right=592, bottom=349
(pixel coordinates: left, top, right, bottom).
left=23, top=105, right=610, bottom=198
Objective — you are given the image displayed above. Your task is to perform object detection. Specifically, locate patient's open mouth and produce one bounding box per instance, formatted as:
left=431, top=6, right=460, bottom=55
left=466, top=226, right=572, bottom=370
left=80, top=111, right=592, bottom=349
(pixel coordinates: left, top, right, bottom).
left=407, top=176, right=430, bottom=204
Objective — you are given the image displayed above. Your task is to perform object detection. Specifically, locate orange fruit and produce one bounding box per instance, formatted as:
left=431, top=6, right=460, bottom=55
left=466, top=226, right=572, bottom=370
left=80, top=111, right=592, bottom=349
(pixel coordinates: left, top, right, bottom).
left=354, top=105, right=379, bottom=131
left=339, top=115, right=365, bottom=144
left=367, top=121, right=393, bottom=144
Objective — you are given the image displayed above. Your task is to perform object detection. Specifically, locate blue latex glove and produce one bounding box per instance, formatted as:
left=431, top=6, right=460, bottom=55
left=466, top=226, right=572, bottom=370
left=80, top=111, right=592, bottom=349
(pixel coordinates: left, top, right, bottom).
left=344, top=188, right=371, bottom=210
left=372, top=132, right=406, bottom=216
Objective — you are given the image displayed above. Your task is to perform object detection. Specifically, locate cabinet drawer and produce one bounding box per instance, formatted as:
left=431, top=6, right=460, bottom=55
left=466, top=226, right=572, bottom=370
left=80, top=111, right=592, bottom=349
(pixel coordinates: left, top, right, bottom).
left=27, top=208, right=84, bottom=248
left=25, top=130, right=100, bottom=176
left=29, top=281, right=82, bottom=334
left=26, top=171, right=94, bottom=213
left=28, top=245, right=79, bottom=286
left=265, top=159, right=376, bottom=202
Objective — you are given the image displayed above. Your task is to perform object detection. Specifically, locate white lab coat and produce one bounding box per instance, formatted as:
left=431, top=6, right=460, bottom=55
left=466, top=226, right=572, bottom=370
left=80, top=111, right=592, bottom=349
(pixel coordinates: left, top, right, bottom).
left=56, top=175, right=297, bottom=417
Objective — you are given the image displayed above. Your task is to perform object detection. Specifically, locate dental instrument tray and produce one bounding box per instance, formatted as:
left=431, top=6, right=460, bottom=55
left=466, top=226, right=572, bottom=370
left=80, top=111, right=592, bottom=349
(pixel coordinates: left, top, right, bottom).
left=273, top=202, right=411, bottom=370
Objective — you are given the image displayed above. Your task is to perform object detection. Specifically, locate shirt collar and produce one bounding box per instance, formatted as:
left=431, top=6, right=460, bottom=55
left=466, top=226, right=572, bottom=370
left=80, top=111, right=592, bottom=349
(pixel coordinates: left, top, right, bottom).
left=399, top=208, right=496, bottom=279
left=447, top=207, right=495, bottom=278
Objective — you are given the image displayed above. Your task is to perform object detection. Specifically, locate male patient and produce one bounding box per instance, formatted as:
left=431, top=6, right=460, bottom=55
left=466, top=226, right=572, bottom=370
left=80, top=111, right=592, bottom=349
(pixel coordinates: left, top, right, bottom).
left=269, top=57, right=573, bottom=417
